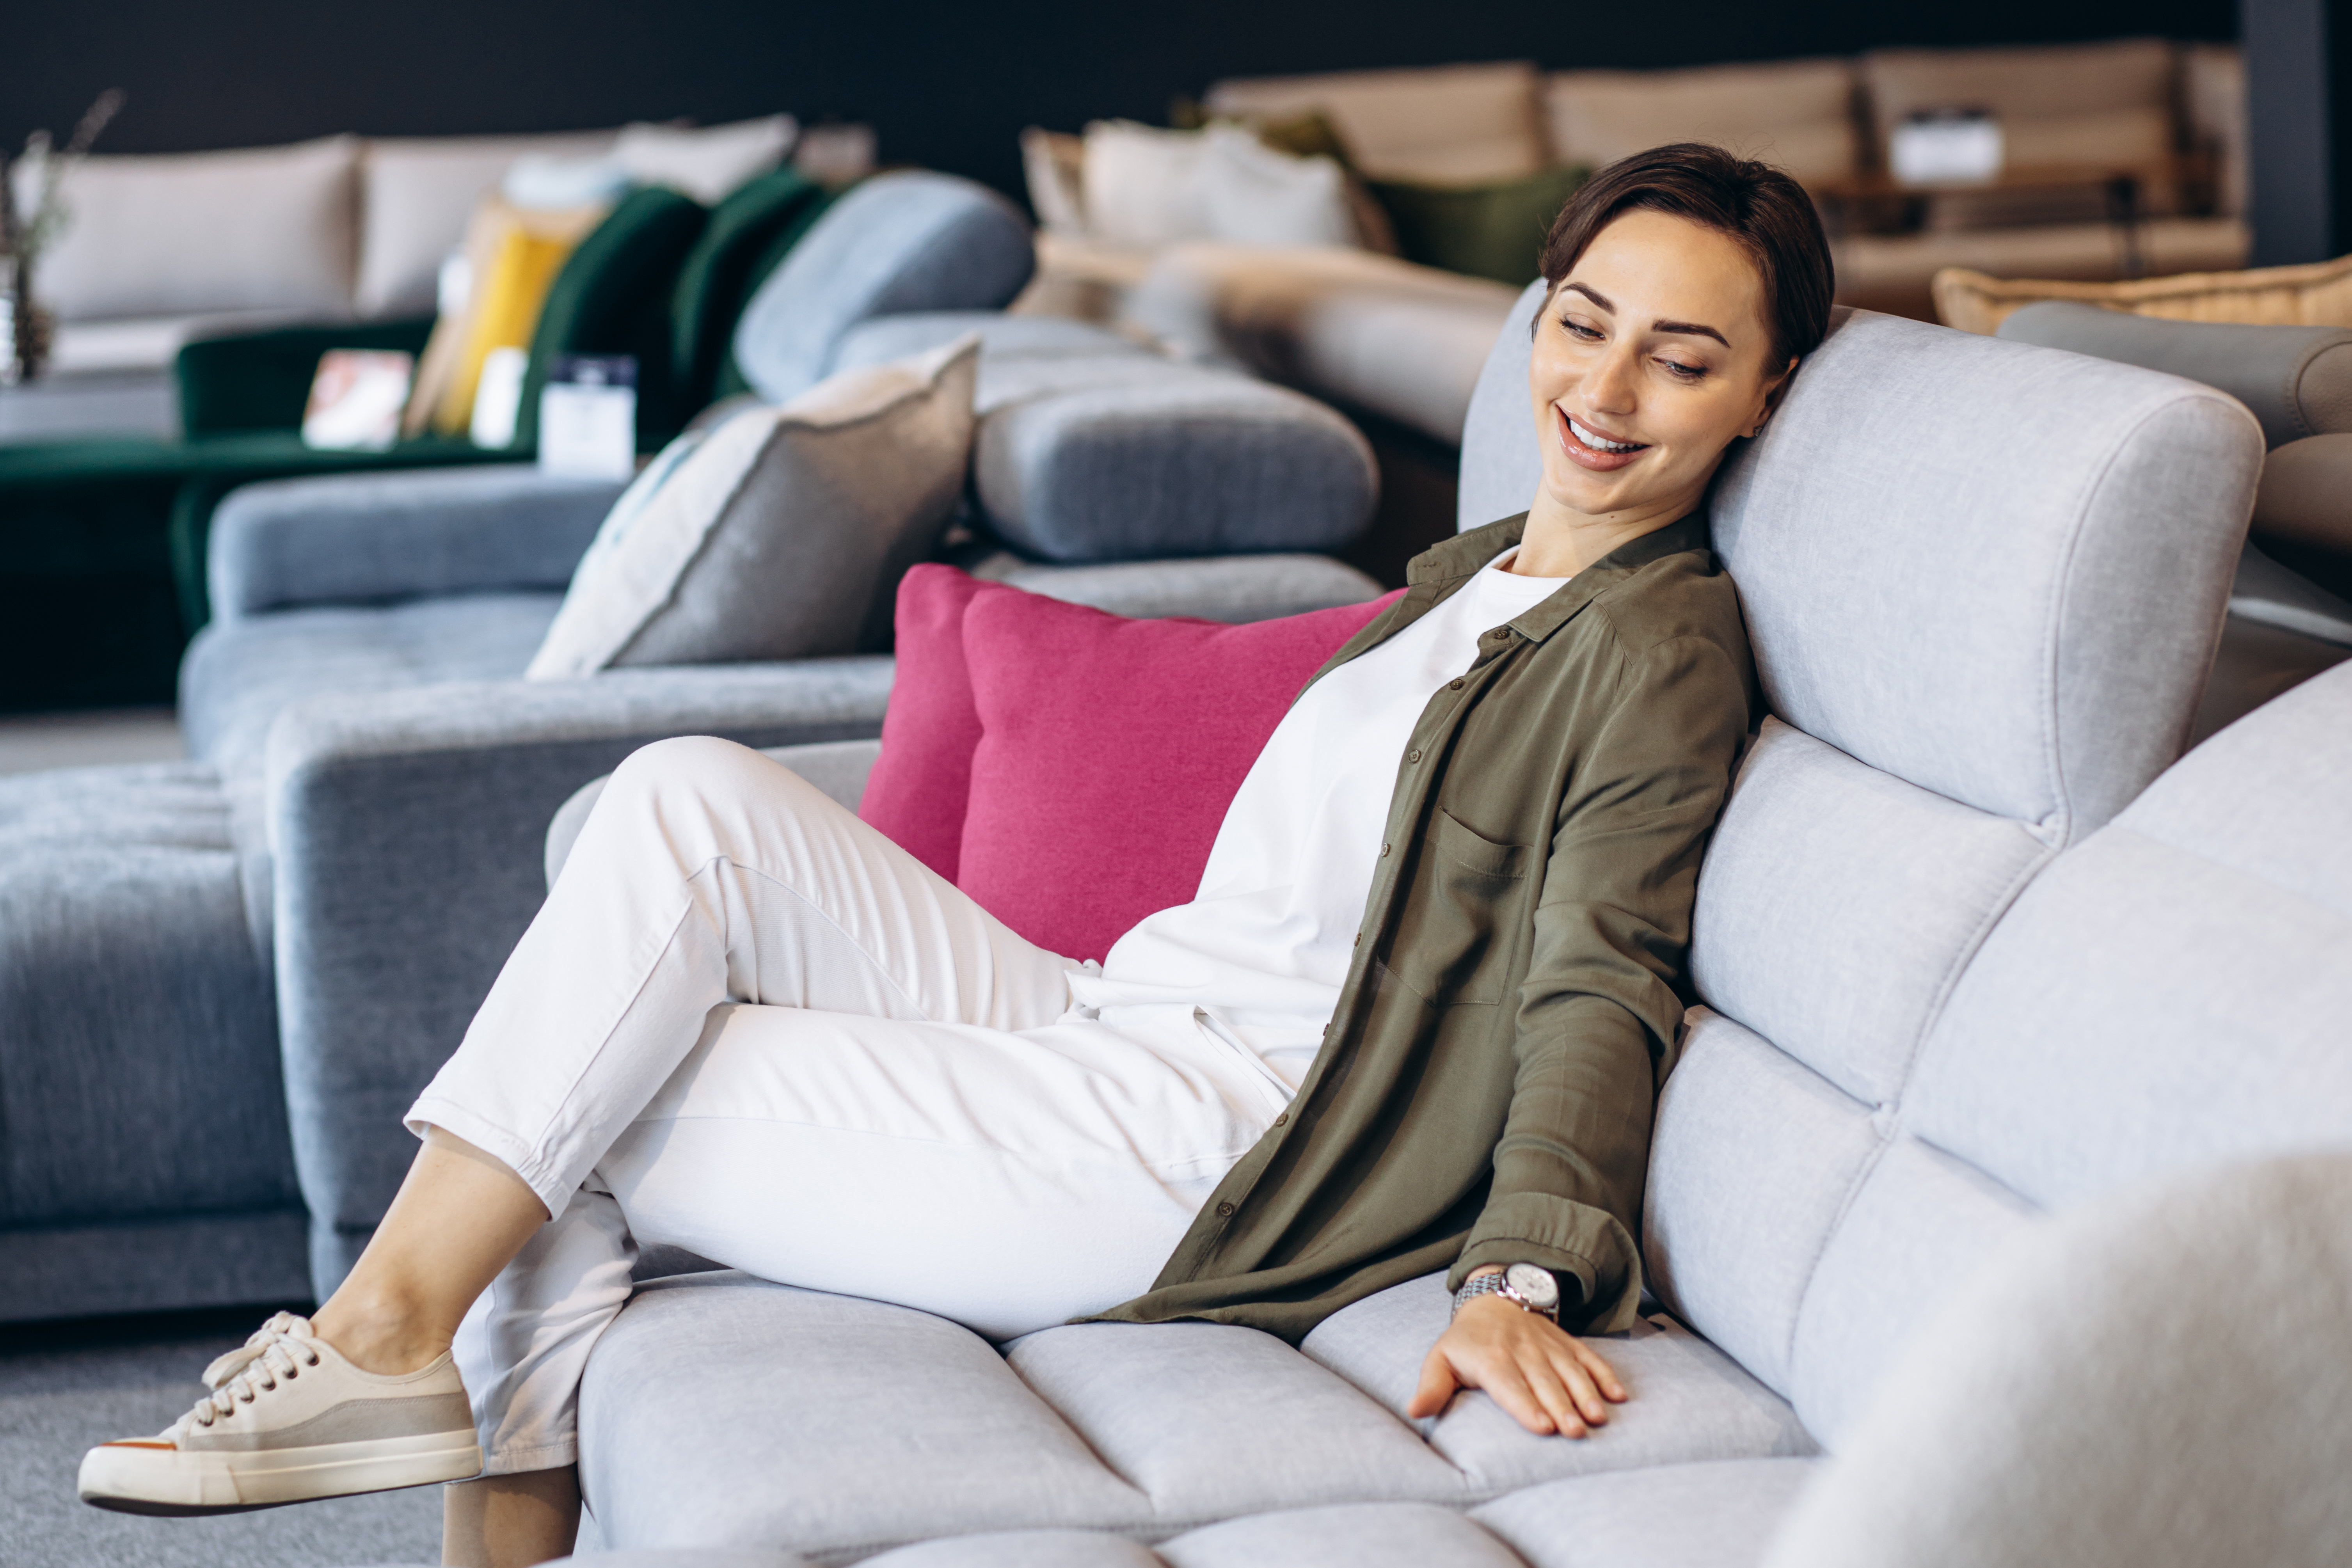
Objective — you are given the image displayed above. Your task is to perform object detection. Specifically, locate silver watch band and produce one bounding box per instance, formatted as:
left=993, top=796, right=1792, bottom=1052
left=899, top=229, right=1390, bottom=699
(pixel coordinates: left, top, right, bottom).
left=1450, top=1268, right=1559, bottom=1322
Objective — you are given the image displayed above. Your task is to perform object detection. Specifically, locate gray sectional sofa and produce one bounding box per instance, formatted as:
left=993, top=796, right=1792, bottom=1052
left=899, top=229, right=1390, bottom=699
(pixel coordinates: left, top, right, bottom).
left=445, top=298, right=2350, bottom=1566
left=0, top=173, right=1386, bottom=1323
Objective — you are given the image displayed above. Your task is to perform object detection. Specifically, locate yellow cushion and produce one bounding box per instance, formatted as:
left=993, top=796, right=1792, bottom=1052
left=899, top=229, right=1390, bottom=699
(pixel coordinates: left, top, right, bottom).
left=400, top=193, right=609, bottom=439
left=1933, top=255, right=2352, bottom=336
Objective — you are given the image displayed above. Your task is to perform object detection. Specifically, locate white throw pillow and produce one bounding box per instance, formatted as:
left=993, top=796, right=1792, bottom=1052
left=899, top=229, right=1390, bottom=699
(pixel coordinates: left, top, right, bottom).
left=1197, top=124, right=1359, bottom=247
left=28, top=136, right=361, bottom=321
left=526, top=333, right=979, bottom=678
left=354, top=130, right=619, bottom=318
left=612, top=115, right=798, bottom=203
left=1082, top=121, right=1210, bottom=248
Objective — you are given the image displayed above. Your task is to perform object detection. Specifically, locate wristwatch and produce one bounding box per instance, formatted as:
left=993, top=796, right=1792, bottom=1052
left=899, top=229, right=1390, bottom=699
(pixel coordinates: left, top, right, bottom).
left=1452, top=1263, right=1561, bottom=1323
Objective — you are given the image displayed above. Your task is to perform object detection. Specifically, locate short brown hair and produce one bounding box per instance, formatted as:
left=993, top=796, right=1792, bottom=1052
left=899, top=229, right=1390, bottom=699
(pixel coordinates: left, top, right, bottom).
left=1539, top=142, right=1835, bottom=369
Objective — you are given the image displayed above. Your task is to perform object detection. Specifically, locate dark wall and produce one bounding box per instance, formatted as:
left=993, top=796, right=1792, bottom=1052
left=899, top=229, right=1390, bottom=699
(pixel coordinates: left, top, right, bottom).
left=5, top=1, right=2236, bottom=199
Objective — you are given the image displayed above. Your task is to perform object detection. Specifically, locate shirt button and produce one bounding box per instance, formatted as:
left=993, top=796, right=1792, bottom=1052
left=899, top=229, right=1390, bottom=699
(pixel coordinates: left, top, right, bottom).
left=1273, top=1112, right=1289, bottom=1126
left=1449, top=679, right=1464, bottom=691
left=1380, top=843, right=1391, bottom=857
left=1353, top=932, right=1361, bottom=946
left=1407, top=749, right=1422, bottom=763
left=1216, top=1201, right=1236, bottom=1217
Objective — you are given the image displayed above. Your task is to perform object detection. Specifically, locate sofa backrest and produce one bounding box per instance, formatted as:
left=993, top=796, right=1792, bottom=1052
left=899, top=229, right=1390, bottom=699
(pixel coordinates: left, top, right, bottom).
left=1544, top=59, right=1859, bottom=189
left=1457, top=282, right=2272, bottom=1440
left=1201, top=62, right=1549, bottom=185
left=730, top=172, right=1036, bottom=403
left=1860, top=38, right=2183, bottom=220
left=1781, top=665, right=2352, bottom=1444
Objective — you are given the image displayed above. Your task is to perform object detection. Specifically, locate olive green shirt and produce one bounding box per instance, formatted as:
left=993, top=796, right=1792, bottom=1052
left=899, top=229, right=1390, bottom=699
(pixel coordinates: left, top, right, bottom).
left=1095, top=510, right=1758, bottom=1343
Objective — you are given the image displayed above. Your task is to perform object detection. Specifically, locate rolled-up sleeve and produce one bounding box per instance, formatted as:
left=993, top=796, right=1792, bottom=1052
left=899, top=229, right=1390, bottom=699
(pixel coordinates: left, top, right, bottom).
left=1448, top=630, right=1753, bottom=1332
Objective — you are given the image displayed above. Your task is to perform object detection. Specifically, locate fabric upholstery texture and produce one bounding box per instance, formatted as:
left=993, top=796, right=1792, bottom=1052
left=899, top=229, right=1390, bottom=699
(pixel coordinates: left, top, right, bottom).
left=574, top=1268, right=1816, bottom=1559
left=1760, top=1155, right=2352, bottom=1568
left=835, top=307, right=1381, bottom=563
left=354, top=130, right=621, bottom=318
left=1997, top=301, right=2352, bottom=448
left=1201, top=63, right=1549, bottom=185
left=526, top=336, right=978, bottom=676
left=857, top=566, right=988, bottom=882
left=1473, top=1459, right=1816, bottom=1568
left=1545, top=61, right=1858, bottom=188
left=731, top=172, right=1036, bottom=403
left=30, top=136, right=362, bottom=321
left=207, top=465, right=624, bottom=621
left=0, top=762, right=302, bottom=1319
left=954, top=582, right=1397, bottom=960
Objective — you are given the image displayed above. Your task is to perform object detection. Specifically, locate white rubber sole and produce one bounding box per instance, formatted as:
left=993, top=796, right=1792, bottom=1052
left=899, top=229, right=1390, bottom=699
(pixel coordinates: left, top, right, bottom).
left=78, top=1429, right=484, bottom=1516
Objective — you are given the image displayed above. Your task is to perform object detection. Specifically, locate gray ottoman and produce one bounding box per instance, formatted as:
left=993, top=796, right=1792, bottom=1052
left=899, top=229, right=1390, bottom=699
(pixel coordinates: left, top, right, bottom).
left=0, top=761, right=303, bottom=1321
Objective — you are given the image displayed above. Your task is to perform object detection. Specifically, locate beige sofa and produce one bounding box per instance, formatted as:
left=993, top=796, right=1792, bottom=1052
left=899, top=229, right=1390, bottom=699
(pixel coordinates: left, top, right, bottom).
left=1027, top=41, right=2249, bottom=433
left=10, top=116, right=849, bottom=401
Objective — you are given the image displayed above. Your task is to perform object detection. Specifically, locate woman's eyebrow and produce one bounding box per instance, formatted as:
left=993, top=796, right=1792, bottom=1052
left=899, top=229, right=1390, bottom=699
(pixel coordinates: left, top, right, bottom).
left=1562, top=282, right=1613, bottom=312
left=1653, top=319, right=1730, bottom=347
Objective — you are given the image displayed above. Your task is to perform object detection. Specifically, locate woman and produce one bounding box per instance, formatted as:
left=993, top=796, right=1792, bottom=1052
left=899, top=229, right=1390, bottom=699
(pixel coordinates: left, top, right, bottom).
left=81, top=143, right=1832, bottom=1565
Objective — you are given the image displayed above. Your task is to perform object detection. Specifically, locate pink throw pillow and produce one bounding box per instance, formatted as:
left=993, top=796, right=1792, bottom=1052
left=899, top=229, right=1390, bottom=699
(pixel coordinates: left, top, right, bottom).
left=956, top=582, right=1402, bottom=962
left=856, top=564, right=987, bottom=881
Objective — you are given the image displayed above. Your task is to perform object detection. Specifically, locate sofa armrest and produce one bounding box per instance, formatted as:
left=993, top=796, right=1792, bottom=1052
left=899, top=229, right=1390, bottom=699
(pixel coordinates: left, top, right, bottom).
left=210, top=464, right=629, bottom=621
left=543, top=737, right=883, bottom=889
left=176, top=318, right=436, bottom=437
left=263, top=657, right=892, bottom=1293
left=1760, top=1153, right=2352, bottom=1568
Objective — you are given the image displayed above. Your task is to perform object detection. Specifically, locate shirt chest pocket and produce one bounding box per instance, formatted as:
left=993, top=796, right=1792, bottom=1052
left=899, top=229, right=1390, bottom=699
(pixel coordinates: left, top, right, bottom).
left=1391, top=810, right=1531, bottom=1007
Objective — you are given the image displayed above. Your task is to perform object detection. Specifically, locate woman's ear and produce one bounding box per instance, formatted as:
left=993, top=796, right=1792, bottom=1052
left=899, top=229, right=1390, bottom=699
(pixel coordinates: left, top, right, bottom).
left=1748, top=356, right=1800, bottom=437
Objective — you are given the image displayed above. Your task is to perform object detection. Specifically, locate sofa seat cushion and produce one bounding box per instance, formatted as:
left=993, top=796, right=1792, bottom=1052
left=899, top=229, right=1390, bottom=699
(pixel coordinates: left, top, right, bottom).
left=575, top=1269, right=1812, bottom=1558
left=181, top=591, right=562, bottom=781
left=1470, top=1458, right=1817, bottom=1568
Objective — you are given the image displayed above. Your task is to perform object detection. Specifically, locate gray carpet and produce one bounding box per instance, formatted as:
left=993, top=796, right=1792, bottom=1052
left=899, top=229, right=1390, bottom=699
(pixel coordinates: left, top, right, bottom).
left=1, top=1307, right=442, bottom=1568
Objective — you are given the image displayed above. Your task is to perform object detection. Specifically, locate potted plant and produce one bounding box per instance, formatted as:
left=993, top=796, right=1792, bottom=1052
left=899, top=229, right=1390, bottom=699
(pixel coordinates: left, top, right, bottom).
left=1, top=88, right=125, bottom=385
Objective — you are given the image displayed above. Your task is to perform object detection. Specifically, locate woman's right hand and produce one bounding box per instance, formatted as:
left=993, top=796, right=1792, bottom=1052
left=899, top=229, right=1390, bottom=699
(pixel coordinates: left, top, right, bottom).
left=1405, top=1292, right=1629, bottom=1437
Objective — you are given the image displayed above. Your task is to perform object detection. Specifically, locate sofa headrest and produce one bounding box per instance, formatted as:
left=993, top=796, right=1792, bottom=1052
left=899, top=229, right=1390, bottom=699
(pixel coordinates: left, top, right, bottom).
left=1998, top=300, right=2352, bottom=449
left=1460, top=282, right=2264, bottom=843
left=731, top=171, right=1035, bottom=403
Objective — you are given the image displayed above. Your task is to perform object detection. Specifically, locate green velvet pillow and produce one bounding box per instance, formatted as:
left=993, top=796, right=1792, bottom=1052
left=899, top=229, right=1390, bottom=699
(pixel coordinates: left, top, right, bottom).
left=1368, top=165, right=1591, bottom=286
left=513, top=185, right=710, bottom=452
left=711, top=178, right=860, bottom=402
left=669, top=169, right=834, bottom=416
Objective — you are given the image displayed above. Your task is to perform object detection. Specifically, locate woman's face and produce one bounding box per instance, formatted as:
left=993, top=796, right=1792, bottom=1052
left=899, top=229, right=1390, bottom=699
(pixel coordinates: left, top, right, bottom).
left=1528, top=208, right=1791, bottom=524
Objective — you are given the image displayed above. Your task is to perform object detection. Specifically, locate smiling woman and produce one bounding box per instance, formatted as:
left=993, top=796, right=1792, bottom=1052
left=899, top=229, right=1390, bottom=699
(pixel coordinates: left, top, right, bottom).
left=1508, top=142, right=1833, bottom=578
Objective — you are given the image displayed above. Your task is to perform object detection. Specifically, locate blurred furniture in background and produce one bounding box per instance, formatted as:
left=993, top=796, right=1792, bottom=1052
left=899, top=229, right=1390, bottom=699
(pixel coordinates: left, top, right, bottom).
left=0, top=171, right=1391, bottom=1321
left=1934, top=249, right=2352, bottom=334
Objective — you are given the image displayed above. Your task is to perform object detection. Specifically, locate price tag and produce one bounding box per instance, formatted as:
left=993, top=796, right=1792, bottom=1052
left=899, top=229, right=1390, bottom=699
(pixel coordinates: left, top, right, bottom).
left=539, top=354, right=638, bottom=479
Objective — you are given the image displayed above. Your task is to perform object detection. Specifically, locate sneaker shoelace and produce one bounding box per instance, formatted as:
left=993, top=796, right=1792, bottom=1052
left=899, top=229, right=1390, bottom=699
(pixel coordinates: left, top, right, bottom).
left=173, top=1312, right=325, bottom=1435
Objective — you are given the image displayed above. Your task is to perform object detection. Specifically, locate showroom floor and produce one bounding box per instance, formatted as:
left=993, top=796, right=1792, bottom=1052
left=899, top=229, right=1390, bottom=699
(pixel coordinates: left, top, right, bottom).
left=0, top=706, right=185, bottom=775
left=2, top=1309, right=441, bottom=1567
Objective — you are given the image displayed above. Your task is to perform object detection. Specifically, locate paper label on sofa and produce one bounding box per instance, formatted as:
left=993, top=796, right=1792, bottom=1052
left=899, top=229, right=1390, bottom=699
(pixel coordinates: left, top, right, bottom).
left=540, top=354, right=637, bottom=479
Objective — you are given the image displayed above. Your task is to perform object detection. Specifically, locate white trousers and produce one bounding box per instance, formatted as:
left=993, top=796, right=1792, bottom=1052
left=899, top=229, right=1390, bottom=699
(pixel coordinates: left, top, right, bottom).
left=407, top=736, right=1291, bottom=1475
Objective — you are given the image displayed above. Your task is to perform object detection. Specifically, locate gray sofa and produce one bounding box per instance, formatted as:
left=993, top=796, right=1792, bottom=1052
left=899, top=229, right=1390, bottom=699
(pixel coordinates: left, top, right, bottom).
left=449, top=299, right=2350, bottom=1567
left=0, top=173, right=1386, bottom=1323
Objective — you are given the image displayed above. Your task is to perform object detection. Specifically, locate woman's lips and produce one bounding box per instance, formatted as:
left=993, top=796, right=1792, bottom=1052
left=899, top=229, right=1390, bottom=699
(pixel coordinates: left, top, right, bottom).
left=1555, top=406, right=1648, bottom=472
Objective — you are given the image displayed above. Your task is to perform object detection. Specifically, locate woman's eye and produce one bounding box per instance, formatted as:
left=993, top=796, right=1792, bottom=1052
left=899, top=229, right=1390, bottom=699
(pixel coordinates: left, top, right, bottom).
left=1559, top=317, right=1603, bottom=341
left=1659, top=359, right=1708, bottom=380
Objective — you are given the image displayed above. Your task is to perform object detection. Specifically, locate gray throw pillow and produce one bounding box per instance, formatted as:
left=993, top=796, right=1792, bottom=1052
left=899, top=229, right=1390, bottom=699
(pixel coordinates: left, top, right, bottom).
left=527, top=332, right=979, bottom=678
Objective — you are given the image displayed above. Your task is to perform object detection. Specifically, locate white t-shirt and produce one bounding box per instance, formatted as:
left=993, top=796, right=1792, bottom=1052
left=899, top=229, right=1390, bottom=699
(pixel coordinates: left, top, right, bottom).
left=1067, top=550, right=1570, bottom=1089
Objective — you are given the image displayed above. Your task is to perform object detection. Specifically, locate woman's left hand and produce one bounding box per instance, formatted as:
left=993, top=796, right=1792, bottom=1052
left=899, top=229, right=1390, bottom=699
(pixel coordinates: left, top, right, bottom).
left=1405, top=1291, right=1629, bottom=1437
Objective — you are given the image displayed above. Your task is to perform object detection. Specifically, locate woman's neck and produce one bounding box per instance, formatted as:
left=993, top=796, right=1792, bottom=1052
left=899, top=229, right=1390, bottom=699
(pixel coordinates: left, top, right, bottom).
left=1510, top=488, right=1700, bottom=578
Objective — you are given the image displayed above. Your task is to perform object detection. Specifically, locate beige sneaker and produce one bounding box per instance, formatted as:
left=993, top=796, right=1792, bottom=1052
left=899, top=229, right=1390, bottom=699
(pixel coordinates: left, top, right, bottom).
left=78, top=1311, right=482, bottom=1515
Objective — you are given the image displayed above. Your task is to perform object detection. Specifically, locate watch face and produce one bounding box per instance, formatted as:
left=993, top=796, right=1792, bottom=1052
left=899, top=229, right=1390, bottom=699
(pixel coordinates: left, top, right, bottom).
left=1504, top=1263, right=1560, bottom=1310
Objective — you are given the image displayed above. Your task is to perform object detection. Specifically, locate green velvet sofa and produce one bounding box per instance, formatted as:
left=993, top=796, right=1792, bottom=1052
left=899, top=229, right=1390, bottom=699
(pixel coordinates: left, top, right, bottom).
left=0, top=168, right=831, bottom=710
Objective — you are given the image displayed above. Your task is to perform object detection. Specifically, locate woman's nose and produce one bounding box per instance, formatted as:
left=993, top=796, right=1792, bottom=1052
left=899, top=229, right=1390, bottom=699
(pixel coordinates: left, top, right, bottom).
left=1585, top=347, right=1639, bottom=414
